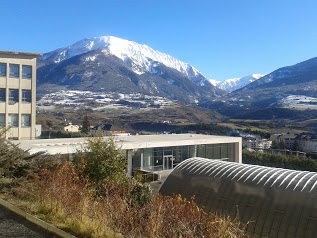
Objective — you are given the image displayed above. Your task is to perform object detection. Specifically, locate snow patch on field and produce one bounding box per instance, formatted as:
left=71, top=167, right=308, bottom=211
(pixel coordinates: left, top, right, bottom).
left=279, top=95, right=317, bottom=110
left=37, top=90, right=175, bottom=111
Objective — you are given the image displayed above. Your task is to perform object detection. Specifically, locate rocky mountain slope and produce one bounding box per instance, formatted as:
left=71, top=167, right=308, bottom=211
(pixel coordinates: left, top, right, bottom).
left=201, top=57, right=317, bottom=119
left=242, top=57, right=317, bottom=90
left=37, top=36, right=224, bottom=103
left=232, top=57, right=317, bottom=107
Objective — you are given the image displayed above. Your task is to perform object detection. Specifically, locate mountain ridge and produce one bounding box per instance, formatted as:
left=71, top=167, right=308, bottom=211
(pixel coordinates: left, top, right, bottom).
left=37, top=35, right=317, bottom=119
left=37, top=36, right=224, bottom=103
left=39, top=36, right=212, bottom=88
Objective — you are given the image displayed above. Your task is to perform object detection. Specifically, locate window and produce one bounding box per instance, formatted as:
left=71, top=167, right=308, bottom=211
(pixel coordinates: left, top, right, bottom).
left=9, top=89, right=19, bottom=104
left=21, top=114, right=31, bottom=127
left=8, top=114, right=18, bottom=127
left=0, top=114, right=5, bottom=127
left=0, top=63, right=6, bottom=77
left=22, top=65, right=32, bottom=79
left=0, top=88, right=5, bottom=102
left=9, top=64, right=19, bottom=78
left=22, top=90, right=31, bottom=103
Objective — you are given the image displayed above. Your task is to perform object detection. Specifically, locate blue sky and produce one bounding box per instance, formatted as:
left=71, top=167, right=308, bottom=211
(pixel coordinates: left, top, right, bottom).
left=1, top=0, right=317, bottom=81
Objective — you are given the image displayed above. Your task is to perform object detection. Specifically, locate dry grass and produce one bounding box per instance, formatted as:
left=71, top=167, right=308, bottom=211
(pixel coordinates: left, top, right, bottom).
left=217, top=122, right=268, bottom=133
left=1, top=161, right=247, bottom=238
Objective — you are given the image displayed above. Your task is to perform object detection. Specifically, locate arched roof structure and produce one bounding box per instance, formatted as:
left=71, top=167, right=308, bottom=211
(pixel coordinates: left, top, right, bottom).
left=159, top=157, right=317, bottom=238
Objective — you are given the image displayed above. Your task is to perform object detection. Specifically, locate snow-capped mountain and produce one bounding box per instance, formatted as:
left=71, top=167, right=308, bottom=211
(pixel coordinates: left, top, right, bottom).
left=37, top=36, right=224, bottom=103
left=39, top=36, right=212, bottom=88
left=217, top=74, right=263, bottom=92
left=242, top=57, right=317, bottom=90
left=219, top=56, right=317, bottom=116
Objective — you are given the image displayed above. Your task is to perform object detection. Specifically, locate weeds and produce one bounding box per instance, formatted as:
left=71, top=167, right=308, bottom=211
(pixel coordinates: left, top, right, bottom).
left=34, top=161, right=246, bottom=238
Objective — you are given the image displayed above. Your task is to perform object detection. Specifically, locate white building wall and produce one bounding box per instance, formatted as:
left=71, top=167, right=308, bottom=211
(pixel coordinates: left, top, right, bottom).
left=303, top=140, right=317, bottom=153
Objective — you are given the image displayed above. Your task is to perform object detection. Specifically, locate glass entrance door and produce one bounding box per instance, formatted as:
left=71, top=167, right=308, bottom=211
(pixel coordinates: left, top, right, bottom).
left=163, top=150, right=174, bottom=170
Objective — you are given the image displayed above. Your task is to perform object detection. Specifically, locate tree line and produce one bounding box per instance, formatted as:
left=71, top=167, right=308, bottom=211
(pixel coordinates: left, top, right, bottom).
left=243, top=150, right=317, bottom=172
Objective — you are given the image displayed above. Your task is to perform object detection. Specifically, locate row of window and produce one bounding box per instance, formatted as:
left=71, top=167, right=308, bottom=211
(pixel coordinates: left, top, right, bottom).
left=0, top=63, right=32, bottom=79
left=0, top=114, right=31, bottom=127
left=0, top=88, right=31, bottom=103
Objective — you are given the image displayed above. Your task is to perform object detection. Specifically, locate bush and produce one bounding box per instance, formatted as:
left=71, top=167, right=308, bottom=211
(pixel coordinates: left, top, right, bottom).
left=76, top=137, right=127, bottom=185
left=36, top=161, right=91, bottom=218
left=35, top=161, right=246, bottom=237
left=0, top=128, right=42, bottom=179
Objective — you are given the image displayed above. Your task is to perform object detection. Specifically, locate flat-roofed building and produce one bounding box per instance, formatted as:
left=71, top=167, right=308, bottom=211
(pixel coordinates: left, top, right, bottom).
left=0, top=51, right=41, bottom=139
left=12, top=134, right=242, bottom=176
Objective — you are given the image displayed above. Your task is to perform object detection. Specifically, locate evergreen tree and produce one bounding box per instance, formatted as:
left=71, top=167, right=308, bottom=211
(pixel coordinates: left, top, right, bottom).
left=271, top=141, right=278, bottom=149
left=79, top=137, right=127, bottom=184
left=0, top=128, right=42, bottom=178
left=292, top=140, right=301, bottom=151
left=278, top=140, right=286, bottom=149
left=82, top=114, right=90, bottom=134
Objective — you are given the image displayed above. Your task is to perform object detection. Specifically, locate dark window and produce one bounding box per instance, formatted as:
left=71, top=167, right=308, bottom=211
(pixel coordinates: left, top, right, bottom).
left=21, top=114, right=31, bottom=127
left=0, top=63, right=6, bottom=77
left=22, top=65, right=32, bottom=79
left=0, top=89, right=5, bottom=102
left=0, top=114, right=5, bottom=127
left=8, top=114, right=18, bottom=127
left=9, top=64, right=19, bottom=78
left=22, top=90, right=31, bottom=103
left=9, top=89, right=19, bottom=103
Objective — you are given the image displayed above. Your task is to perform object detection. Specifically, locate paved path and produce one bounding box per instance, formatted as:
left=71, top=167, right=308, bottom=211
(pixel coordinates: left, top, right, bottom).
left=0, top=205, right=57, bottom=238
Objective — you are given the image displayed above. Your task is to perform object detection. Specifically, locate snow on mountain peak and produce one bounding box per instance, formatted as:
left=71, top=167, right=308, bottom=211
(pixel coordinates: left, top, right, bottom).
left=250, top=74, right=263, bottom=80
left=209, top=79, right=220, bottom=86
left=218, top=74, right=264, bottom=92
left=48, top=36, right=205, bottom=82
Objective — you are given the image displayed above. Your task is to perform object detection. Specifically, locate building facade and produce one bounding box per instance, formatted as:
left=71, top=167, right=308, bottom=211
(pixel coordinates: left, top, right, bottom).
left=12, top=134, right=242, bottom=176
left=0, top=51, right=41, bottom=139
left=271, top=133, right=317, bottom=153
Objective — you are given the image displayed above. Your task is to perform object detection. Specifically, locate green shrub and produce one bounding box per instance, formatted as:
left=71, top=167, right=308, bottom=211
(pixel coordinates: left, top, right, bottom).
left=76, top=137, right=127, bottom=185
left=0, top=128, right=42, bottom=179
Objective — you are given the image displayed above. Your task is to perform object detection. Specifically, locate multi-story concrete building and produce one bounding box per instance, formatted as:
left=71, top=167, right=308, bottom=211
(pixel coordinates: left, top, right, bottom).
left=257, top=138, right=272, bottom=149
left=0, top=51, right=41, bottom=139
left=243, top=139, right=257, bottom=150
left=243, top=137, right=272, bottom=150
left=270, top=133, right=296, bottom=149
left=298, top=135, right=317, bottom=153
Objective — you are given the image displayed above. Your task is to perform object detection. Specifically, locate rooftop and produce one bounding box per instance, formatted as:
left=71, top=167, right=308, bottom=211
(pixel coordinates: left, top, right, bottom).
left=0, top=50, right=42, bottom=58
left=12, top=134, right=241, bottom=155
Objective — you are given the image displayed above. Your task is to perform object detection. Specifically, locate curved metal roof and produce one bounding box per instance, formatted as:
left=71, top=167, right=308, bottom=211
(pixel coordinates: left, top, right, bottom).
left=159, top=158, right=317, bottom=238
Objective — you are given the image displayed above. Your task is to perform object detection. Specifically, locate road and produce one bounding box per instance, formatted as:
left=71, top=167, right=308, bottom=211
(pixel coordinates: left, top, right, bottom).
left=0, top=205, right=57, bottom=238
